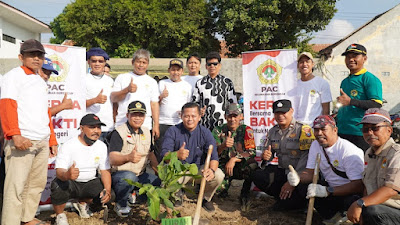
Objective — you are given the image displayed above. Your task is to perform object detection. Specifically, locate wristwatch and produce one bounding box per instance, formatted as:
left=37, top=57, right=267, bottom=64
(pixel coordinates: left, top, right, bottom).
left=327, top=186, right=334, bottom=196
left=356, top=198, right=366, bottom=208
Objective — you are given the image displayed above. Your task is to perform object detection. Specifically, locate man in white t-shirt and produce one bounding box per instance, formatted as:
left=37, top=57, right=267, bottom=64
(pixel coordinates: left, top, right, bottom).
left=287, top=115, right=364, bottom=223
left=85, top=48, right=115, bottom=143
left=182, top=52, right=203, bottom=94
left=295, top=52, right=332, bottom=125
left=111, top=49, right=160, bottom=139
left=51, top=114, right=111, bottom=225
left=154, top=59, right=192, bottom=161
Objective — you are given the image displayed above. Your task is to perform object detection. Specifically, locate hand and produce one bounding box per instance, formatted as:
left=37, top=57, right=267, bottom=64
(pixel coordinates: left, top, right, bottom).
left=128, top=145, right=142, bottom=163
left=336, top=88, right=351, bottom=106
left=306, top=184, right=328, bottom=199
left=100, top=189, right=111, bottom=204
left=95, top=89, right=107, bottom=104
left=287, top=165, right=300, bottom=187
left=202, top=168, right=215, bottom=181
left=152, top=126, right=160, bottom=140
left=200, top=106, right=206, bottom=117
left=160, top=86, right=169, bottom=99
left=12, top=135, right=32, bottom=150
left=262, top=145, right=272, bottom=161
left=347, top=201, right=363, bottom=224
left=67, top=161, right=80, bottom=180
left=61, top=93, right=73, bottom=110
left=223, top=131, right=234, bottom=148
left=177, top=142, right=190, bottom=160
left=279, top=182, right=295, bottom=200
left=127, top=78, right=137, bottom=93
left=49, top=145, right=58, bottom=158
left=225, top=157, right=238, bottom=176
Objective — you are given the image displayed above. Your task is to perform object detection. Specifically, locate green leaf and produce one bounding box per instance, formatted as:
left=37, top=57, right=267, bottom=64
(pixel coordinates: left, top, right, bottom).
left=163, top=198, right=174, bottom=209
left=189, top=164, right=199, bottom=175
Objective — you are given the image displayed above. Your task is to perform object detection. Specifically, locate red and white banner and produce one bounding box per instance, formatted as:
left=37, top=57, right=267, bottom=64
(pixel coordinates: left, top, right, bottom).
left=242, top=49, right=298, bottom=162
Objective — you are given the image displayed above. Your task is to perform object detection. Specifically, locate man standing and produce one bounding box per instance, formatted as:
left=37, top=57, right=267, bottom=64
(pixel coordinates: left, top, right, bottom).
left=108, top=101, right=160, bottom=218
left=182, top=52, right=203, bottom=93
left=161, top=102, right=224, bottom=212
left=111, top=49, right=160, bottom=139
left=155, top=59, right=192, bottom=161
left=51, top=114, right=111, bottom=225
left=251, top=99, right=314, bottom=211
left=192, top=51, right=237, bottom=131
left=336, top=44, right=382, bottom=151
left=85, top=47, right=115, bottom=142
left=288, top=115, right=364, bottom=223
left=212, top=103, right=257, bottom=207
left=347, top=108, right=400, bottom=224
left=295, top=52, right=332, bottom=125
left=0, top=39, right=57, bottom=225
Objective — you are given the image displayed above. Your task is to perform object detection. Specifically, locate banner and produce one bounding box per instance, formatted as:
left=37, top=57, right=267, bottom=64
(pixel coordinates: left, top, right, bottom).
left=242, top=49, right=298, bottom=161
left=39, top=44, right=86, bottom=205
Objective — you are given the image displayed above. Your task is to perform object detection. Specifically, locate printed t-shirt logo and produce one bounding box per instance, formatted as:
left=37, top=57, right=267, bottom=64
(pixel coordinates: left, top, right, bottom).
left=257, top=59, right=282, bottom=84
left=351, top=90, right=358, bottom=97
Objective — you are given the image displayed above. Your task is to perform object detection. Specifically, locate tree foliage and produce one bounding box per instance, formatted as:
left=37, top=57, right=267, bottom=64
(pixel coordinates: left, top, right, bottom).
left=210, top=0, right=337, bottom=56
left=50, top=0, right=219, bottom=57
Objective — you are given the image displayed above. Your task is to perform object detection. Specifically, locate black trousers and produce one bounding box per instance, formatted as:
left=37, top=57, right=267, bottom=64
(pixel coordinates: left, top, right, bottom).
left=362, top=204, right=400, bottom=225
left=153, top=124, right=172, bottom=163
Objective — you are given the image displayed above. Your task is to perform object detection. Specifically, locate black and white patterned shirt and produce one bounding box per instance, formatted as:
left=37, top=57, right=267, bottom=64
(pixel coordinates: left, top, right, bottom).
left=192, top=74, right=237, bottom=131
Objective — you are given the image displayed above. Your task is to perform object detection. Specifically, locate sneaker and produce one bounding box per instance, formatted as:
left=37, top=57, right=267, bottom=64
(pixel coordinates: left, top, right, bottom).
left=127, top=191, right=137, bottom=207
left=72, top=202, right=93, bottom=219
left=323, top=211, right=348, bottom=225
left=55, top=213, right=69, bottom=225
left=202, top=199, right=215, bottom=212
left=114, top=203, right=131, bottom=218
left=174, top=190, right=184, bottom=207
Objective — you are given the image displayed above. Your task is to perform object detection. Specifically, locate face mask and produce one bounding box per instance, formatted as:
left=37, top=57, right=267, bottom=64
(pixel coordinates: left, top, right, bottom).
left=83, top=134, right=97, bottom=146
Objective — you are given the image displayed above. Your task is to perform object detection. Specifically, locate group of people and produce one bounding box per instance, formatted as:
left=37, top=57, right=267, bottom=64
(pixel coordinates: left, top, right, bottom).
left=0, top=38, right=398, bottom=225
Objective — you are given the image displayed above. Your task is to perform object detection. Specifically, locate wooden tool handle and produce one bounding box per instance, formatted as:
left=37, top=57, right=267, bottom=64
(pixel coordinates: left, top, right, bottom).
left=305, top=153, right=321, bottom=225
left=193, top=145, right=213, bottom=225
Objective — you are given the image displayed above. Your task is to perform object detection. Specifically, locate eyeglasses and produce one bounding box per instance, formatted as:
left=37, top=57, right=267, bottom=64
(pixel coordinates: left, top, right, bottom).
left=361, top=125, right=390, bottom=133
left=90, top=59, right=105, bottom=63
left=207, top=62, right=219, bottom=67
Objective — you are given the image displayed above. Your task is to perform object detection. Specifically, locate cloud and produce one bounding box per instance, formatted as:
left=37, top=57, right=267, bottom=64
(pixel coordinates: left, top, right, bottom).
left=310, top=19, right=355, bottom=44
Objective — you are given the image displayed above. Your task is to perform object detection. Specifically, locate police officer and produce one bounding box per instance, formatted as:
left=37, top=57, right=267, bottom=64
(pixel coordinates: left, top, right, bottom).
left=251, top=99, right=314, bottom=210
left=347, top=108, right=400, bottom=224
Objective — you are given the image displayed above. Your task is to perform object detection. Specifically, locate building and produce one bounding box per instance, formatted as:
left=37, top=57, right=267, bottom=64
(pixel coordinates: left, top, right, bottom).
left=319, top=4, right=400, bottom=113
left=0, top=1, right=51, bottom=59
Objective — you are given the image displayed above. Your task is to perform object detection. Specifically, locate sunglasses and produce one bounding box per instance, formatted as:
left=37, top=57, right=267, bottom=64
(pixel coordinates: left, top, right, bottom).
left=361, top=125, right=390, bottom=133
left=207, top=62, right=219, bottom=66
left=90, top=59, right=105, bottom=63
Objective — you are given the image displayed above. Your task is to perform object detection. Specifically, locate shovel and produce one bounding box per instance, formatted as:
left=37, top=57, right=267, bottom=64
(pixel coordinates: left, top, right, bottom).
left=305, top=153, right=321, bottom=225
left=100, top=189, right=108, bottom=223
left=193, top=145, right=213, bottom=225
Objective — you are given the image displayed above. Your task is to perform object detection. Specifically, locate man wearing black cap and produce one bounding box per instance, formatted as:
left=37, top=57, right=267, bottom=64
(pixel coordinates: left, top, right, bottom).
left=85, top=47, right=115, bottom=144
left=108, top=101, right=160, bottom=218
left=348, top=108, right=400, bottom=225
left=251, top=99, right=314, bottom=211
left=0, top=39, right=58, bottom=225
left=336, top=43, right=383, bottom=151
left=154, top=59, right=192, bottom=162
left=51, top=114, right=111, bottom=224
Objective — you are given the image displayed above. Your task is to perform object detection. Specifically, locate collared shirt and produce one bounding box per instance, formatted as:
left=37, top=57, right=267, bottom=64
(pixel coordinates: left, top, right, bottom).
left=161, top=123, right=218, bottom=167
left=363, top=138, right=400, bottom=208
left=337, top=68, right=382, bottom=136
left=108, top=122, right=147, bottom=153
left=192, top=74, right=237, bottom=131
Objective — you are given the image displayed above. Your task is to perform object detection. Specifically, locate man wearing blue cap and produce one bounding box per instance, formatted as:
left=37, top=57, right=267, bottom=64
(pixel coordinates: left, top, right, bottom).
left=85, top=47, right=115, bottom=143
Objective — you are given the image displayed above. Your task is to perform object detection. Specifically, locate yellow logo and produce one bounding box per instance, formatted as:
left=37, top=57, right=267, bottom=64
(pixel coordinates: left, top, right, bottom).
left=47, top=54, right=70, bottom=82
left=136, top=102, right=142, bottom=108
left=291, top=150, right=298, bottom=156
left=350, top=90, right=358, bottom=97
left=333, top=160, right=339, bottom=167
left=257, top=59, right=282, bottom=84
left=94, top=156, right=100, bottom=164
left=310, top=90, right=316, bottom=95
left=381, top=158, right=387, bottom=168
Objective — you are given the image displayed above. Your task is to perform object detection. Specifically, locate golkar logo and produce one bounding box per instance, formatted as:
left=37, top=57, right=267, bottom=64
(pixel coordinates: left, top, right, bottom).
left=257, top=59, right=282, bottom=84
left=48, top=54, right=70, bottom=82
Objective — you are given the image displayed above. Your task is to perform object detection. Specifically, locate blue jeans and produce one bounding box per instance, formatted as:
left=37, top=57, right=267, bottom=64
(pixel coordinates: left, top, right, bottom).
left=362, top=204, right=400, bottom=225
left=112, top=170, right=161, bottom=207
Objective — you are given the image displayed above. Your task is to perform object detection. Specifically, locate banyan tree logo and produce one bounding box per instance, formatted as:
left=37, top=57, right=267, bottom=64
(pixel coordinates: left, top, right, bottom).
left=48, top=55, right=70, bottom=82
left=257, top=59, right=282, bottom=84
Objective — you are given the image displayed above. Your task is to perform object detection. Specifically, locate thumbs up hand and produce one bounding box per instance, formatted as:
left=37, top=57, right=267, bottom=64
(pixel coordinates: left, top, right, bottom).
left=128, top=145, right=142, bottom=163
left=127, top=78, right=137, bottom=93
left=95, top=89, right=107, bottom=104
left=61, top=93, right=73, bottom=110
left=68, top=161, right=80, bottom=180
left=287, top=165, right=300, bottom=187
left=223, top=131, right=234, bottom=148
left=160, top=86, right=169, bottom=99
left=262, top=145, right=272, bottom=161
left=177, top=142, right=190, bottom=160
left=336, top=88, right=351, bottom=106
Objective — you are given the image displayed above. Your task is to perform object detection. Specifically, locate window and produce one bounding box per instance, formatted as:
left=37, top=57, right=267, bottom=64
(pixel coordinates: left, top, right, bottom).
left=382, top=72, right=390, bottom=77
left=2, top=34, right=16, bottom=44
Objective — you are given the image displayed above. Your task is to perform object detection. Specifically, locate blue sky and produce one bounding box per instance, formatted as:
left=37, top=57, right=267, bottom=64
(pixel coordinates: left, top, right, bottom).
left=3, top=0, right=400, bottom=44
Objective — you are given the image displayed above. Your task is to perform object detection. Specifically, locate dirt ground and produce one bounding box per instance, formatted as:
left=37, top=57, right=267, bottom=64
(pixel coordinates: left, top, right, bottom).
left=37, top=180, right=350, bottom=225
